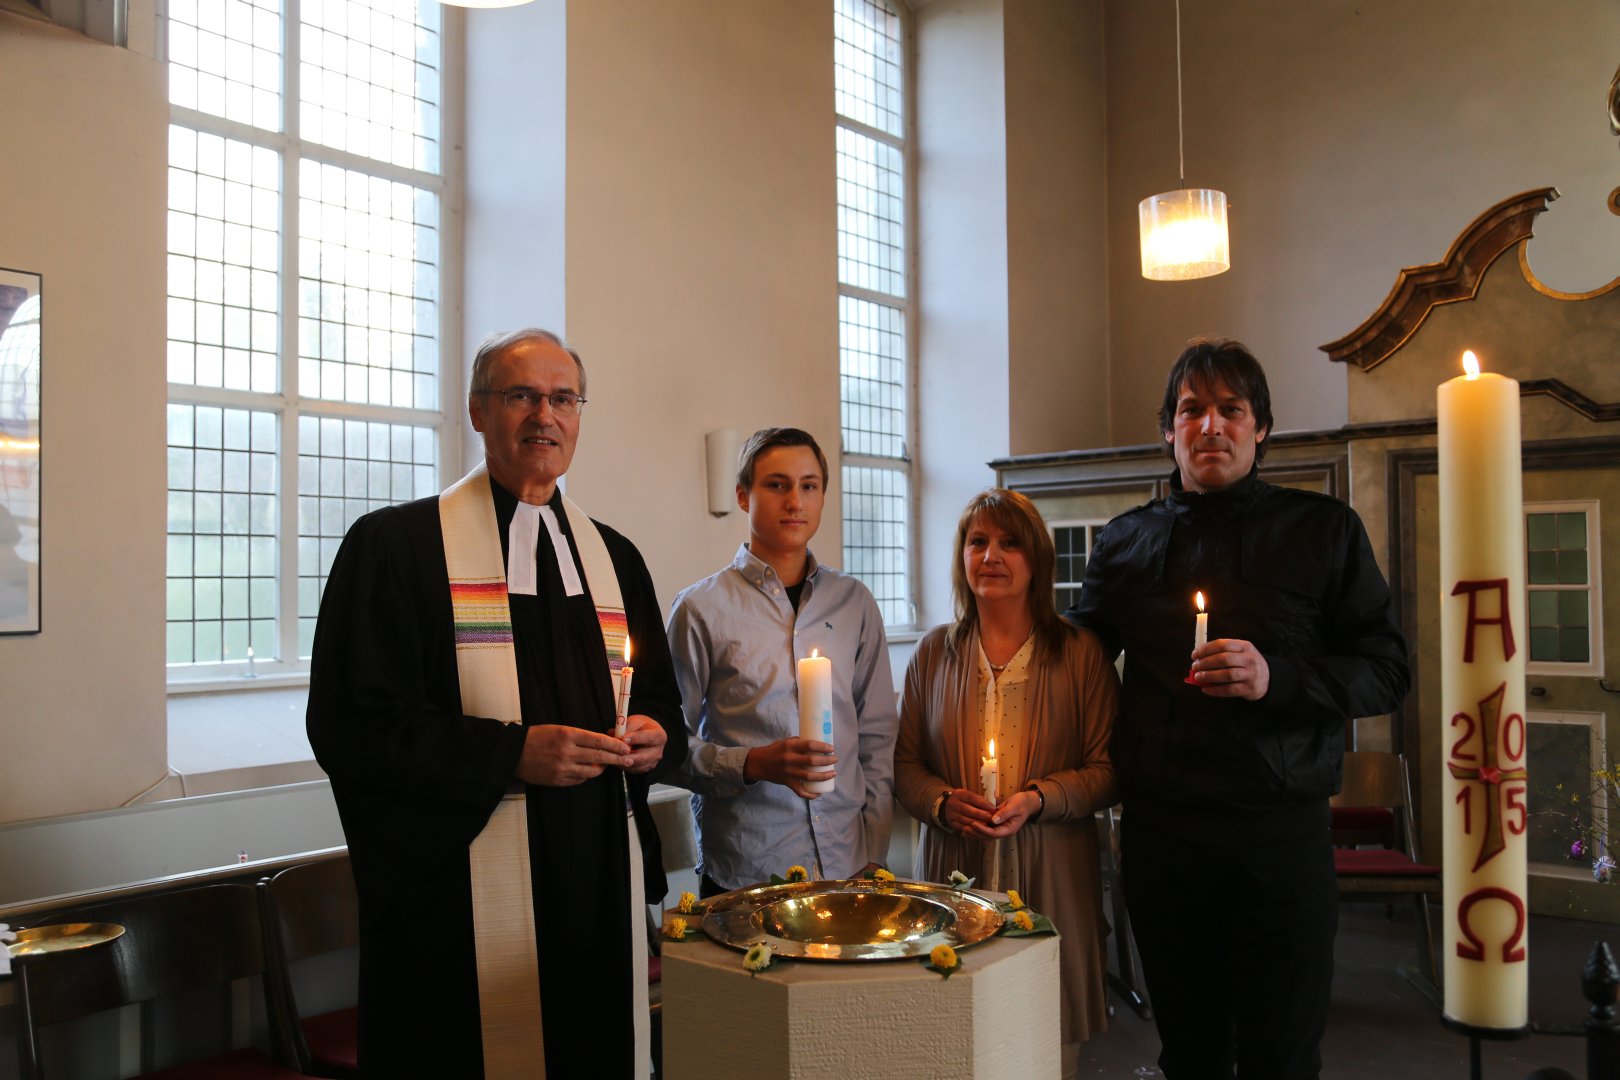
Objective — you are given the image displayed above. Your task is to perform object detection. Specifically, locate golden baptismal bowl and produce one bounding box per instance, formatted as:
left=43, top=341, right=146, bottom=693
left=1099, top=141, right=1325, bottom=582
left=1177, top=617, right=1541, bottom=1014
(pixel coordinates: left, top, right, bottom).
left=701, top=879, right=1004, bottom=961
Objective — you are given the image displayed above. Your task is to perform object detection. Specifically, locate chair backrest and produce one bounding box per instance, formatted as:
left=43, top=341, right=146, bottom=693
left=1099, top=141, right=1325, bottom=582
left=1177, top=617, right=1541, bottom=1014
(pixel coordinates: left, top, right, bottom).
left=1333, top=751, right=1424, bottom=863
left=16, top=883, right=266, bottom=1076
left=259, top=854, right=359, bottom=1069
left=1334, top=750, right=1408, bottom=811
left=261, top=854, right=359, bottom=966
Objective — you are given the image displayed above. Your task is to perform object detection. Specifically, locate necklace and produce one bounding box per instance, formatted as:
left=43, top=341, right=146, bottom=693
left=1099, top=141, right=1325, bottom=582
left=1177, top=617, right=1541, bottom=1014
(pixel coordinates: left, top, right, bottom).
left=982, top=623, right=1034, bottom=671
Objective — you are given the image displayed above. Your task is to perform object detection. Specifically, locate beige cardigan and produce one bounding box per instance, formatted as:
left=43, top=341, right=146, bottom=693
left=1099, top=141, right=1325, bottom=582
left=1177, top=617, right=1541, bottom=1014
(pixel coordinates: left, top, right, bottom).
left=895, top=622, right=1120, bottom=1044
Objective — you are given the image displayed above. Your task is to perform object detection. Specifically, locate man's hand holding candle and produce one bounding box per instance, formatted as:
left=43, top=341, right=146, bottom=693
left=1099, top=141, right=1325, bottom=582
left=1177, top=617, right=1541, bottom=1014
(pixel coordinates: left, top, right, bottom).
left=1187, top=638, right=1271, bottom=700
left=518, top=724, right=633, bottom=786
left=620, top=713, right=668, bottom=774
left=744, top=737, right=837, bottom=799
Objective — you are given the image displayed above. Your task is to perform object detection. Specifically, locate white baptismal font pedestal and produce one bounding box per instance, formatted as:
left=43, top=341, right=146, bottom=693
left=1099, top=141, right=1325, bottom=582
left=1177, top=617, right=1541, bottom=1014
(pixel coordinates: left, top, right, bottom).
left=662, top=926, right=1060, bottom=1079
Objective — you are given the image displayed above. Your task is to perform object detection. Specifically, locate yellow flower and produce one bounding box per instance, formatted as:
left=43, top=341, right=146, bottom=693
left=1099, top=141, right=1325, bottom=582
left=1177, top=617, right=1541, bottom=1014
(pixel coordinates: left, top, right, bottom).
left=873, top=868, right=896, bottom=884
left=664, top=917, right=689, bottom=940
left=677, top=891, right=697, bottom=914
left=929, top=943, right=958, bottom=969
left=743, top=942, right=774, bottom=973
left=1006, top=889, right=1025, bottom=910
left=1013, top=910, right=1034, bottom=931
left=785, top=865, right=810, bottom=883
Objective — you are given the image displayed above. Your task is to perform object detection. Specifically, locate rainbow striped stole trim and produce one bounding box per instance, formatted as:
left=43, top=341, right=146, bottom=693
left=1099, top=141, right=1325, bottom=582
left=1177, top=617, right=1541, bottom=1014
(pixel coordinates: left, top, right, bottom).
left=451, top=579, right=514, bottom=646
left=599, top=607, right=629, bottom=671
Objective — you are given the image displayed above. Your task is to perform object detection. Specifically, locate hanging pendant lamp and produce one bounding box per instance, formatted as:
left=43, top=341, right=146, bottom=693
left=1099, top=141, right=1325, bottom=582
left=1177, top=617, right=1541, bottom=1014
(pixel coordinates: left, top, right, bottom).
left=1138, top=0, right=1230, bottom=281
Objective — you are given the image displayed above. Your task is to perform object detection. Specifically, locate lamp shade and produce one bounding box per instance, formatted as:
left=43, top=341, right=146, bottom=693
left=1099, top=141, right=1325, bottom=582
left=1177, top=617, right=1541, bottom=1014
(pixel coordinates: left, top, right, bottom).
left=1138, top=188, right=1230, bottom=281
left=438, top=0, right=532, bottom=7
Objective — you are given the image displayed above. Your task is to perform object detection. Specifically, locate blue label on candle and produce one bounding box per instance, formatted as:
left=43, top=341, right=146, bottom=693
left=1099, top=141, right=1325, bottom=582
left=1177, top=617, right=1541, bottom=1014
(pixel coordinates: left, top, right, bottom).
left=821, top=720, right=832, bottom=737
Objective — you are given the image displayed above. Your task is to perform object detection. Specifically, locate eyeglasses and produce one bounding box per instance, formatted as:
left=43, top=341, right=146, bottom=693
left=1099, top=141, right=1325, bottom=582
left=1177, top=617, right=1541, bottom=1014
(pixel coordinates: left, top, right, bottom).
left=475, top=387, right=588, bottom=415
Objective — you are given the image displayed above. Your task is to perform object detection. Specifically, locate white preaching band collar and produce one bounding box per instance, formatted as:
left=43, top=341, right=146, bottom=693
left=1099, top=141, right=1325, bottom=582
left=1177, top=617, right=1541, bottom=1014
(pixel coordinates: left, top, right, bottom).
left=506, top=501, right=584, bottom=597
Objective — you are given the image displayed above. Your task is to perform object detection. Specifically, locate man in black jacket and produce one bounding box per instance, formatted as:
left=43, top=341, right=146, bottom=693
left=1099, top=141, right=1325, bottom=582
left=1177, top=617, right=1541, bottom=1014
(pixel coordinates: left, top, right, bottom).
left=1067, top=338, right=1409, bottom=1080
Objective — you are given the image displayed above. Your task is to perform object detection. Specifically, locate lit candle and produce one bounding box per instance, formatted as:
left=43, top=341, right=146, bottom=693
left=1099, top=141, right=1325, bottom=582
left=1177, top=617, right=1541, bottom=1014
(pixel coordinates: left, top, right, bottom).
left=980, top=738, right=1000, bottom=805
left=245, top=645, right=256, bottom=679
left=1438, top=349, right=1528, bottom=1031
left=614, top=637, right=634, bottom=740
left=1194, top=591, right=1208, bottom=651
left=796, top=648, right=835, bottom=794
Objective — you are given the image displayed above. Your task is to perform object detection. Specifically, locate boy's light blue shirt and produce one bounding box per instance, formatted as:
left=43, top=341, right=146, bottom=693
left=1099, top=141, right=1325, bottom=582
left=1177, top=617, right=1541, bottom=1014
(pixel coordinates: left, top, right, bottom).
left=668, top=544, right=897, bottom=888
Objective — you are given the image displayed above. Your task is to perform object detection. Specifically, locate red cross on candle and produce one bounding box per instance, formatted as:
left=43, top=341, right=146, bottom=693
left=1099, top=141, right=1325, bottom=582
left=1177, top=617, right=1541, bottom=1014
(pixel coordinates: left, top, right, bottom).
left=1446, top=681, right=1528, bottom=872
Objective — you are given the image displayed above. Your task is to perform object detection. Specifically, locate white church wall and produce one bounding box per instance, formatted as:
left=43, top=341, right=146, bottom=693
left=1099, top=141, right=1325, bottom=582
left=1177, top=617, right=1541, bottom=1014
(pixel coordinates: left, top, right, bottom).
left=915, top=0, right=1014, bottom=630
left=1103, top=0, right=1620, bottom=449
left=0, top=15, right=169, bottom=823
left=558, top=0, right=843, bottom=604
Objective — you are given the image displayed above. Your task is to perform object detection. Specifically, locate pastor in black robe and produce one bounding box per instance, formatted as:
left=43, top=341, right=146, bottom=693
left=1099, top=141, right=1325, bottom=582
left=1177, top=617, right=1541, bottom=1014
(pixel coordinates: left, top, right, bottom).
left=306, top=479, right=686, bottom=1078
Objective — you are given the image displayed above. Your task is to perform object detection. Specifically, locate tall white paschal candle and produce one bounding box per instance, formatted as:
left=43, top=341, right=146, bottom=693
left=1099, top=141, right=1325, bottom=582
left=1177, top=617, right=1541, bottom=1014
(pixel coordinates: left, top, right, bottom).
left=797, top=649, right=835, bottom=794
left=1438, top=350, right=1529, bottom=1030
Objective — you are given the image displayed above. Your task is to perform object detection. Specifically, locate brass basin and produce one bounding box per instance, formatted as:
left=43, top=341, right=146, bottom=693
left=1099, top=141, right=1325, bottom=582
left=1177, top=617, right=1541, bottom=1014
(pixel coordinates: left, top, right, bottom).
left=8, top=922, right=125, bottom=959
left=702, top=879, right=1003, bottom=961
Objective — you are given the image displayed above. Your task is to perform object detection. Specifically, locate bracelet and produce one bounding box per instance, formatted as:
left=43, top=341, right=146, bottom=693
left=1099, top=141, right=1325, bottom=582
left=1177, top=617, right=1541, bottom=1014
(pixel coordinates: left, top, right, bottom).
left=932, top=789, right=952, bottom=828
left=1025, top=782, right=1045, bottom=822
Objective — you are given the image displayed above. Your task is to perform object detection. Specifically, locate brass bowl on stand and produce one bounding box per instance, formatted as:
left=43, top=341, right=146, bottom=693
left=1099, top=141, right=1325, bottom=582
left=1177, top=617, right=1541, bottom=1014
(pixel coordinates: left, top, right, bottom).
left=702, top=879, right=1003, bottom=961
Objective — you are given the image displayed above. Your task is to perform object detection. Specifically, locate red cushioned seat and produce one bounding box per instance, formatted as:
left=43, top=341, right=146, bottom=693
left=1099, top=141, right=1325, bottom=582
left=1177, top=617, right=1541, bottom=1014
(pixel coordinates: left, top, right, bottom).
left=1334, top=847, right=1439, bottom=876
left=144, top=1047, right=305, bottom=1080
left=649, top=955, right=662, bottom=984
left=302, top=1006, right=359, bottom=1072
left=1331, top=752, right=1441, bottom=992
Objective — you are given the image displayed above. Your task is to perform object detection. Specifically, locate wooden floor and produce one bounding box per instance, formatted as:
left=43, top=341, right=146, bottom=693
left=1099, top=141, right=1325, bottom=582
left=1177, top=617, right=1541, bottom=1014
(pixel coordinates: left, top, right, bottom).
left=1079, top=901, right=1607, bottom=1079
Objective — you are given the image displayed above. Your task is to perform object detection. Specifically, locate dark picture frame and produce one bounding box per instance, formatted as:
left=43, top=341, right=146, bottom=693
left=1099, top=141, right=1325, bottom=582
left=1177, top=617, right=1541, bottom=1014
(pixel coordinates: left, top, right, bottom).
left=0, top=266, right=41, bottom=634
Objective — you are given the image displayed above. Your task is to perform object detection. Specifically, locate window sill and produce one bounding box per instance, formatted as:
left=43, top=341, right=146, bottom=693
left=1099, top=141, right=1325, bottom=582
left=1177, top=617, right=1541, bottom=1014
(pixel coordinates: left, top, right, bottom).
left=168, top=671, right=310, bottom=695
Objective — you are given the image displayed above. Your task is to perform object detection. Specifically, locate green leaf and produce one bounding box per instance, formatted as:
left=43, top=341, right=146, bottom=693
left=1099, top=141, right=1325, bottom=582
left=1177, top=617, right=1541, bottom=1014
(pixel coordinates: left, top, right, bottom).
left=999, top=911, right=1058, bottom=937
left=921, top=956, right=961, bottom=979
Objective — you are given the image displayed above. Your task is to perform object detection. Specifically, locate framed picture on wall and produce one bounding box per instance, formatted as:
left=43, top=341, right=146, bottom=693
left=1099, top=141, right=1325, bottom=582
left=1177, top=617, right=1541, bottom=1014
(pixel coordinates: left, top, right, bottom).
left=0, top=266, right=41, bottom=634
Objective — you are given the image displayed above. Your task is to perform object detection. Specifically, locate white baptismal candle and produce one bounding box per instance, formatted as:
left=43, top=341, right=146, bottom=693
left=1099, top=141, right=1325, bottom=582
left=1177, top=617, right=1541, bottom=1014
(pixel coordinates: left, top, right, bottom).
left=1194, top=591, right=1208, bottom=652
left=797, top=649, right=835, bottom=794
left=980, top=738, right=1000, bottom=805
left=614, top=637, right=634, bottom=740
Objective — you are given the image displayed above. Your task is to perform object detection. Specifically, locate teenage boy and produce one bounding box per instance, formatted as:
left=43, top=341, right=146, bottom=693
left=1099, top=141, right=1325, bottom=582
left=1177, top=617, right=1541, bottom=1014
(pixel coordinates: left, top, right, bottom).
left=669, top=427, right=898, bottom=896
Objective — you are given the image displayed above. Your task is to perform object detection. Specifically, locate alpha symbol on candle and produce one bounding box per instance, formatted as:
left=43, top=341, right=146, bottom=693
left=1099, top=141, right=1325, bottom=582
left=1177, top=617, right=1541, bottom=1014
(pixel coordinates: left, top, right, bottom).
left=1450, top=579, right=1516, bottom=662
left=1447, top=682, right=1528, bottom=872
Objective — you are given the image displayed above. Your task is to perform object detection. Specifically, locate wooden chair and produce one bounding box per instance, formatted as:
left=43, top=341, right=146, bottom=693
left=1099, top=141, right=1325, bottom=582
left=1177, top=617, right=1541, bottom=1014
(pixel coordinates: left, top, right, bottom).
left=1331, top=751, right=1441, bottom=994
left=258, top=856, right=360, bottom=1078
left=14, top=883, right=303, bottom=1080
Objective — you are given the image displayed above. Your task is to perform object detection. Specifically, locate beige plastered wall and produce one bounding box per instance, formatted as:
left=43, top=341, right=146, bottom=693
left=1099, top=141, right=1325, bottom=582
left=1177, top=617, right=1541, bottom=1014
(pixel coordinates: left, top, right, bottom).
left=0, top=13, right=168, bottom=823
left=559, top=0, right=840, bottom=602
left=1104, top=0, right=1620, bottom=447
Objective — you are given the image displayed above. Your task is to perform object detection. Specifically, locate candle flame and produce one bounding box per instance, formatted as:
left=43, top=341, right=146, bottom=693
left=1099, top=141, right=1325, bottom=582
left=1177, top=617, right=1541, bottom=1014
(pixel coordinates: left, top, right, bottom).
left=623, top=637, right=632, bottom=665
left=1462, top=350, right=1480, bottom=380
left=247, top=646, right=254, bottom=659
left=810, top=648, right=820, bottom=659
left=988, top=738, right=997, bottom=758
left=1195, top=591, right=1205, bottom=613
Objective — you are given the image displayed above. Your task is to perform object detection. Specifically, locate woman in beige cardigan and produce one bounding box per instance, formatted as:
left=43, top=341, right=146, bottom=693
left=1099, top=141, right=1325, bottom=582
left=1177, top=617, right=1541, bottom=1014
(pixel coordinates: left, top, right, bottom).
left=895, top=489, right=1120, bottom=1064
